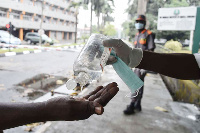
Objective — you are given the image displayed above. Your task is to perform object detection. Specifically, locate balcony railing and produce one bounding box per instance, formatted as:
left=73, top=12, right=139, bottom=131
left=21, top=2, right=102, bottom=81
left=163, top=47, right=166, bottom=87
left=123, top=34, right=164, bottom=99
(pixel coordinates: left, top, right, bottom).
left=0, top=0, right=76, bottom=22
left=0, top=17, right=75, bottom=32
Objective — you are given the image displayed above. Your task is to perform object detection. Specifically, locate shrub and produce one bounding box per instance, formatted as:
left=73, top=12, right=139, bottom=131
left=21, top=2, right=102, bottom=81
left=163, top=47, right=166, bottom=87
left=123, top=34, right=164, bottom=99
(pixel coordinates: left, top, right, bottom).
left=164, top=40, right=182, bottom=51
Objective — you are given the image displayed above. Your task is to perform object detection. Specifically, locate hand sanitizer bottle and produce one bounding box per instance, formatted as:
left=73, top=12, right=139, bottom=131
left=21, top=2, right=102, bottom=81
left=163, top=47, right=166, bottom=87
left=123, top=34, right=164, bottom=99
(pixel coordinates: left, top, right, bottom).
left=66, top=34, right=109, bottom=90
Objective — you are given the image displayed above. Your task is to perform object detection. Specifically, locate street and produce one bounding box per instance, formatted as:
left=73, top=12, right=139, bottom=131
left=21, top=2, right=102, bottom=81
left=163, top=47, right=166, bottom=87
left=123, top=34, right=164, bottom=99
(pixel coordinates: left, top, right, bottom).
left=0, top=49, right=79, bottom=102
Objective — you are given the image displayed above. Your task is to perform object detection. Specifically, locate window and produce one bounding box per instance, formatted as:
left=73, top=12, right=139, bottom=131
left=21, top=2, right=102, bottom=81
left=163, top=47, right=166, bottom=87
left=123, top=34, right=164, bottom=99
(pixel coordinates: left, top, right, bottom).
left=0, top=11, right=6, bottom=17
left=10, top=13, right=20, bottom=19
left=23, top=15, right=32, bottom=21
left=28, top=1, right=33, bottom=5
left=28, top=34, right=35, bottom=36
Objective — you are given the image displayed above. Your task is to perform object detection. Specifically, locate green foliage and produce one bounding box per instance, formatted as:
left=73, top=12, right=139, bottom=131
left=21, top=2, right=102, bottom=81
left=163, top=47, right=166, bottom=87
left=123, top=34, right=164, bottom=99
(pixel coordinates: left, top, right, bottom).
left=164, top=0, right=189, bottom=7
left=187, top=0, right=200, bottom=6
left=92, top=25, right=100, bottom=33
left=157, top=31, right=190, bottom=41
left=103, top=23, right=117, bottom=37
left=147, top=0, right=171, bottom=15
left=124, top=0, right=194, bottom=41
left=81, top=35, right=89, bottom=43
left=122, top=21, right=130, bottom=37
left=164, top=40, right=182, bottom=51
left=125, top=0, right=138, bottom=18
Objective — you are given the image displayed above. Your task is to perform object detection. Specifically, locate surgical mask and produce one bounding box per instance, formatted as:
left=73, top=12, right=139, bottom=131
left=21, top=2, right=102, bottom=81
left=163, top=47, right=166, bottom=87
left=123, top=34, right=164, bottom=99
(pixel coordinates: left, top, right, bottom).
left=135, top=23, right=144, bottom=30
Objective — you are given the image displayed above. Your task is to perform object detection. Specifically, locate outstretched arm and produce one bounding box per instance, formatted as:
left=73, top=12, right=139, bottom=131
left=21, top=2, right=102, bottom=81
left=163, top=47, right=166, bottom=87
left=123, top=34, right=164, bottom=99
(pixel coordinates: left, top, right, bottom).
left=137, top=51, right=200, bottom=79
left=103, top=39, right=200, bottom=80
left=0, top=102, right=47, bottom=130
left=0, top=82, right=119, bottom=130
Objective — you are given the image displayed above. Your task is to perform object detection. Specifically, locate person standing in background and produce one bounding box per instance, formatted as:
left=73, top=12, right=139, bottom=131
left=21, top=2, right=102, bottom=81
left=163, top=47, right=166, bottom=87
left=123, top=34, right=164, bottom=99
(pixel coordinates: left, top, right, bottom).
left=124, top=15, right=156, bottom=115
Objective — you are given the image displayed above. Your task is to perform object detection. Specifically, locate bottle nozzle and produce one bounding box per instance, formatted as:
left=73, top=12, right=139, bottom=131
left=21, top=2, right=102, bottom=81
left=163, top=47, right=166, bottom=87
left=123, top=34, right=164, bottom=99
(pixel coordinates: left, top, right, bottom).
left=66, top=79, right=77, bottom=90
left=66, top=72, right=89, bottom=90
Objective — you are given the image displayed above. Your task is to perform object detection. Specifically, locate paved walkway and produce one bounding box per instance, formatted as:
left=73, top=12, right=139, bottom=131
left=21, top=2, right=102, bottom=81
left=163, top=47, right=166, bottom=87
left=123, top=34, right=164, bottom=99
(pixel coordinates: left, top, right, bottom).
left=40, top=66, right=200, bottom=133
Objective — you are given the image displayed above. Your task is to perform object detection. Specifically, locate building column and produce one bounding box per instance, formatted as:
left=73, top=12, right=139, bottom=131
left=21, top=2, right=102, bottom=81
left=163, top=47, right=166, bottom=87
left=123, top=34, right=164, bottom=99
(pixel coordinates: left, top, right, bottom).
left=32, top=13, right=36, bottom=21
left=67, top=32, right=69, bottom=40
left=46, top=31, right=51, bottom=37
left=19, top=28, right=23, bottom=41
left=7, top=11, right=9, bottom=18
left=20, top=14, right=23, bottom=20
left=72, top=33, right=74, bottom=40
left=62, top=32, right=64, bottom=40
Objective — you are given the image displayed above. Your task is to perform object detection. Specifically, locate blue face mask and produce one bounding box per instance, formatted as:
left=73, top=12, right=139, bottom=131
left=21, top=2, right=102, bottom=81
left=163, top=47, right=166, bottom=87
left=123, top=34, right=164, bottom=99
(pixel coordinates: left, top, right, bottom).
left=135, top=23, right=144, bottom=30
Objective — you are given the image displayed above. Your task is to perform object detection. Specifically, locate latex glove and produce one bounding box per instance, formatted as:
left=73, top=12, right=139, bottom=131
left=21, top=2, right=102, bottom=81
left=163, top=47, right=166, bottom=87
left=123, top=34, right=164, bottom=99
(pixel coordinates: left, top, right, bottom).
left=45, top=82, right=119, bottom=121
left=103, top=39, right=143, bottom=68
left=140, top=69, right=147, bottom=75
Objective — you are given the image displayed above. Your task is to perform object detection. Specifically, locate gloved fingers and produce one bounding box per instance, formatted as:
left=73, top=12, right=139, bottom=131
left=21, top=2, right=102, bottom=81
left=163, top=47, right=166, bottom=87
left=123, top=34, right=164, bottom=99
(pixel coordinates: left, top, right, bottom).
left=103, top=39, right=121, bottom=48
left=94, top=86, right=119, bottom=107
left=83, top=86, right=103, bottom=99
left=106, top=55, right=117, bottom=65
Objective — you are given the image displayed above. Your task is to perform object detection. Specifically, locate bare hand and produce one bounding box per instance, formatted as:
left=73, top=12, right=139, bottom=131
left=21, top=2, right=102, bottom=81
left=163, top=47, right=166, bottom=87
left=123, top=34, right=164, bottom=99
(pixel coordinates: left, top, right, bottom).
left=45, top=82, right=119, bottom=121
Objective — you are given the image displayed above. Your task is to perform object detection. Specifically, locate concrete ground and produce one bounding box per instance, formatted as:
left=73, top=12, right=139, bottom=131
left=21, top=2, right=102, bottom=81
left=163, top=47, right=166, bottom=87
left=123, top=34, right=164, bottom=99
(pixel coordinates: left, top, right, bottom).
left=40, top=66, right=200, bottom=133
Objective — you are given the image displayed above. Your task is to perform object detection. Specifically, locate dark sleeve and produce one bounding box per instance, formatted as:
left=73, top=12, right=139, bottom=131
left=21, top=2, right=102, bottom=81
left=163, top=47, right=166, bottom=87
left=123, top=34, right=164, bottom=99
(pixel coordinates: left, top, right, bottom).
left=146, top=34, right=156, bottom=51
left=137, top=51, right=200, bottom=80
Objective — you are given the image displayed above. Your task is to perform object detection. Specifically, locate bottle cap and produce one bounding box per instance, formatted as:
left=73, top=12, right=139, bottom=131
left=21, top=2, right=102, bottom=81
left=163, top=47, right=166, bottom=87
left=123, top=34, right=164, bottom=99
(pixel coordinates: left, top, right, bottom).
left=66, top=79, right=77, bottom=90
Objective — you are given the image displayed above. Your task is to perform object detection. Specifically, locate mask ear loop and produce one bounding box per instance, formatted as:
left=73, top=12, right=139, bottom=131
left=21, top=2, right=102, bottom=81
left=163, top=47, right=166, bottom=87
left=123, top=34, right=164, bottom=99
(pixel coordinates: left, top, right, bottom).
left=125, top=89, right=139, bottom=98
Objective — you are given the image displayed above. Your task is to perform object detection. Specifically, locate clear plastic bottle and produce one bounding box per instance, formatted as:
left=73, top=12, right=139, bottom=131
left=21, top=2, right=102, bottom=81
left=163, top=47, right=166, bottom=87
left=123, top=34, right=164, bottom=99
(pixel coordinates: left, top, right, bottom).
left=66, top=34, right=110, bottom=90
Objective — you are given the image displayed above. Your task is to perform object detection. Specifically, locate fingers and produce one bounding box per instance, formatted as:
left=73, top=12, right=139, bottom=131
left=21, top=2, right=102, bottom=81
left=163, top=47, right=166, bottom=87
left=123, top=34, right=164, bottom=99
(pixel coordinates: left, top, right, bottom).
left=106, top=55, right=118, bottom=65
left=80, top=101, right=103, bottom=119
left=83, top=86, right=103, bottom=99
left=101, top=82, right=118, bottom=95
left=93, top=102, right=104, bottom=115
left=103, top=39, right=120, bottom=48
left=88, top=89, right=104, bottom=101
left=94, top=86, right=119, bottom=107
left=87, top=82, right=117, bottom=102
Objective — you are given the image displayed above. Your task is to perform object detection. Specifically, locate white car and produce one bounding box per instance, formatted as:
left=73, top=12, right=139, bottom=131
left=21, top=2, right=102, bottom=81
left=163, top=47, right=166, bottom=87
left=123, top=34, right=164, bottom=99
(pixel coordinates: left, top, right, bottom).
left=0, top=30, right=21, bottom=45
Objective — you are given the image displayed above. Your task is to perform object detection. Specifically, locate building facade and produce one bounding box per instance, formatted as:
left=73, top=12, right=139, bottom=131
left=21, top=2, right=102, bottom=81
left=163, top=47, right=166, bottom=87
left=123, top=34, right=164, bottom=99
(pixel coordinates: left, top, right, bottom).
left=0, top=0, right=77, bottom=41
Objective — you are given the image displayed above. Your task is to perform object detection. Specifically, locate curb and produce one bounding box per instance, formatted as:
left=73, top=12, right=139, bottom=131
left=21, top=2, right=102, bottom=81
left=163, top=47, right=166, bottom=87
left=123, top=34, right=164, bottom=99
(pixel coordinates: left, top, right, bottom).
left=0, top=43, right=84, bottom=58
left=0, top=50, right=47, bottom=58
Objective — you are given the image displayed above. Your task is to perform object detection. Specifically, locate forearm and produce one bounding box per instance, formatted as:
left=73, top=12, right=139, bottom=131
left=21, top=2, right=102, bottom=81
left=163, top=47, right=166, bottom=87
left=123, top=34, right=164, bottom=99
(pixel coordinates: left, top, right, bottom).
left=137, top=51, right=200, bottom=80
left=0, top=102, right=49, bottom=130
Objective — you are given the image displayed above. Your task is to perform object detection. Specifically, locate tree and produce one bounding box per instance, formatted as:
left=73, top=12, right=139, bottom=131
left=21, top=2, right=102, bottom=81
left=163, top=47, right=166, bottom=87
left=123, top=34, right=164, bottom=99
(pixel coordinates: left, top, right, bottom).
left=93, top=0, right=114, bottom=32
left=164, top=0, right=189, bottom=7
left=92, top=25, right=99, bottom=33
left=101, top=1, right=114, bottom=30
left=187, top=0, right=200, bottom=6
left=123, top=0, right=194, bottom=41
left=122, top=21, right=130, bottom=38
left=103, top=23, right=116, bottom=37
left=125, top=0, right=138, bottom=18
left=68, top=1, right=87, bottom=43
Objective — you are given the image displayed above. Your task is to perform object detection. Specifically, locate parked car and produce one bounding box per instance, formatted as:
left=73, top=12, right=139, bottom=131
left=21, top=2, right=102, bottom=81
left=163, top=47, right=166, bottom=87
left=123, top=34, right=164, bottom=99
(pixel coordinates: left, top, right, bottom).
left=0, top=30, right=21, bottom=45
left=24, top=32, right=54, bottom=45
